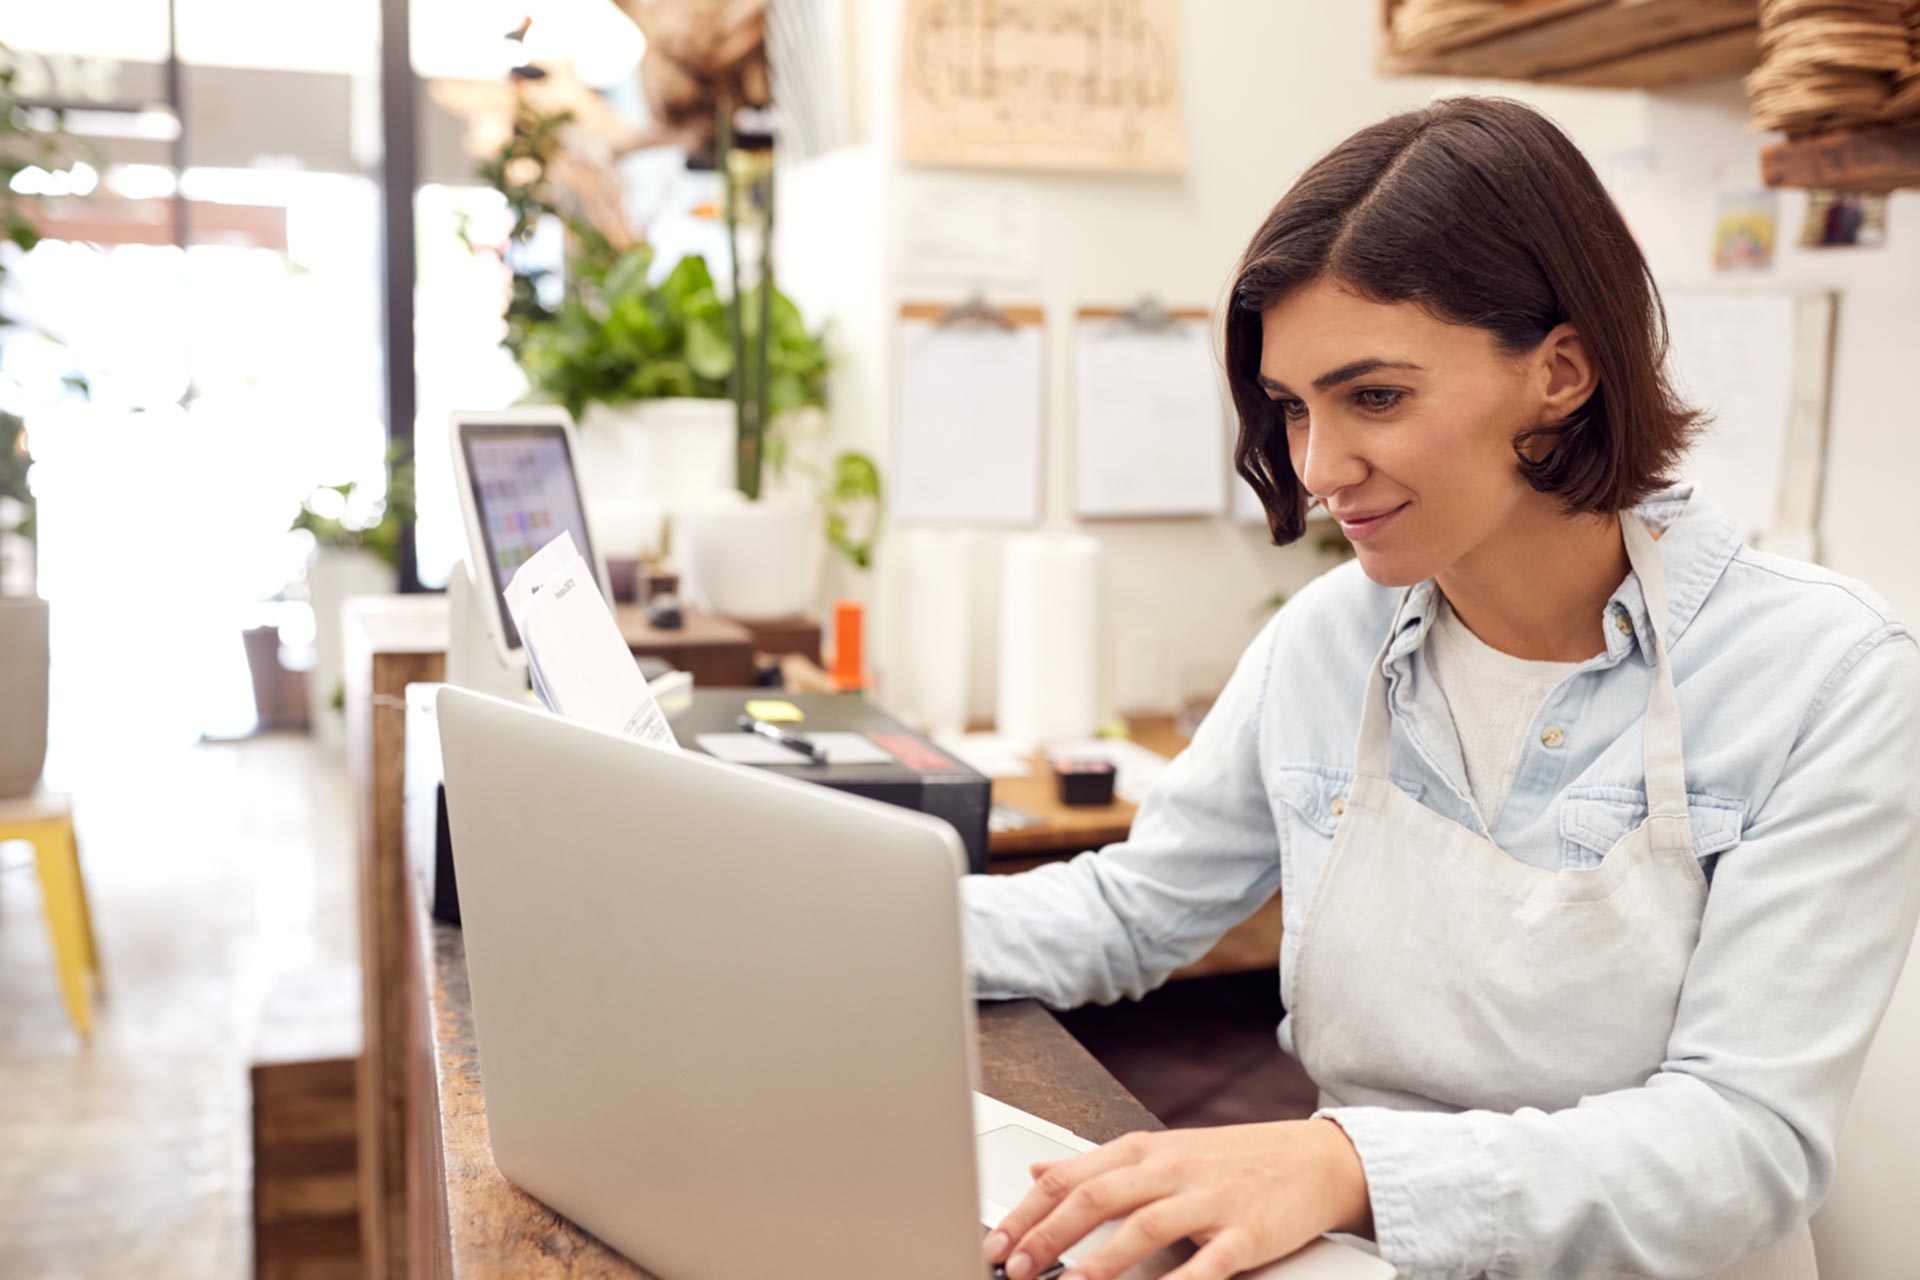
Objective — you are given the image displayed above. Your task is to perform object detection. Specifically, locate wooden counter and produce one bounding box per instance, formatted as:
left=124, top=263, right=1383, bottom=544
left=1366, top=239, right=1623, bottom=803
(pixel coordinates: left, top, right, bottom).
left=410, top=911, right=1160, bottom=1278
left=346, top=596, right=1282, bottom=1277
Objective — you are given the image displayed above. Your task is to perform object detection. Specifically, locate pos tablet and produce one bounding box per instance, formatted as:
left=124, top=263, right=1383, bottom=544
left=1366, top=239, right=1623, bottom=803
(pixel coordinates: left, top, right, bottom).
left=448, top=408, right=612, bottom=668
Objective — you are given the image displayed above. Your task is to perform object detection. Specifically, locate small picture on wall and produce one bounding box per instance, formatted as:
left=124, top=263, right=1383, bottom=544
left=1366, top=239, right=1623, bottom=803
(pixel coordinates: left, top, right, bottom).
left=1800, top=190, right=1889, bottom=249
left=1712, top=190, right=1777, bottom=271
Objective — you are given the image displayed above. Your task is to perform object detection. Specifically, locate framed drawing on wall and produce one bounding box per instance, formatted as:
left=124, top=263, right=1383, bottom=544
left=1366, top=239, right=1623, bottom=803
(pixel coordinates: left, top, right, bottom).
left=900, top=0, right=1187, bottom=174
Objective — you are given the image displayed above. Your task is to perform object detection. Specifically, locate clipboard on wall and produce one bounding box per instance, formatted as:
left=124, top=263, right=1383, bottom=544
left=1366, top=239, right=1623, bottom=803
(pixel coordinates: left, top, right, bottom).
left=892, top=298, right=1047, bottom=526
left=1072, top=301, right=1227, bottom=518
left=1664, top=288, right=1835, bottom=560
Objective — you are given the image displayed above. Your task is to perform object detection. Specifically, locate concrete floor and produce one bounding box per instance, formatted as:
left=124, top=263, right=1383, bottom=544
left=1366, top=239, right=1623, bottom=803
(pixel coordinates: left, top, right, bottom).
left=0, top=734, right=356, bottom=1280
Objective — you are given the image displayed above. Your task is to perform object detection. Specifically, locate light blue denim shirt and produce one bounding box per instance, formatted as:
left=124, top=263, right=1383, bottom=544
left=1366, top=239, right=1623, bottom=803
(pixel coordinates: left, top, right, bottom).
left=961, top=486, right=1920, bottom=1279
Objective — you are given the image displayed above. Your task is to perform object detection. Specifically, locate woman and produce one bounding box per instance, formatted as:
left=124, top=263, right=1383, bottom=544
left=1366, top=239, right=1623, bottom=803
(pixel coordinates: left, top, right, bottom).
left=966, top=97, right=1920, bottom=1280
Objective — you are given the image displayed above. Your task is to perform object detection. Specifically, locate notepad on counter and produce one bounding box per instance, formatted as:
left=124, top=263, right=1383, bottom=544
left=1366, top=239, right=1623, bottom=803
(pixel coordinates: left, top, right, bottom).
left=695, top=732, right=899, bottom=767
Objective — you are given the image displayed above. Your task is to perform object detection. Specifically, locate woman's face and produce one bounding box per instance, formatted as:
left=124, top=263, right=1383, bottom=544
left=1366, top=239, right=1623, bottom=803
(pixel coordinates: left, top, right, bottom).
left=1258, top=277, right=1561, bottom=587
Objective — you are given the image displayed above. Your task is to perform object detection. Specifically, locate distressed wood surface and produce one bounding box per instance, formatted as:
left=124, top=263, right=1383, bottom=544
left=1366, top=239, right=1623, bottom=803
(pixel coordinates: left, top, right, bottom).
left=1380, top=0, right=1757, bottom=86
left=421, top=922, right=1159, bottom=1277
left=1763, top=121, right=1920, bottom=192
left=348, top=597, right=449, bottom=1280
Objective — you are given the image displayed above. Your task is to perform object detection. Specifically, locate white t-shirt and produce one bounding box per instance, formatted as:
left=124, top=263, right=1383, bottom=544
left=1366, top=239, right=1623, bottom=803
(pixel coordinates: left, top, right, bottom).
left=1425, top=595, right=1583, bottom=827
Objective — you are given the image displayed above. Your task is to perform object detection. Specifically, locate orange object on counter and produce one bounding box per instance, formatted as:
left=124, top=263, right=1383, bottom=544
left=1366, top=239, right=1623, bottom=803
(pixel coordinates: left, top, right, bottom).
left=830, top=599, right=865, bottom=691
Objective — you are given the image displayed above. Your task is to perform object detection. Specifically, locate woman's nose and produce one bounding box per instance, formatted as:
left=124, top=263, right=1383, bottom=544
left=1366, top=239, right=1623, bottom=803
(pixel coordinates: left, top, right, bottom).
left=1296, top=424, right=1368, bottom=502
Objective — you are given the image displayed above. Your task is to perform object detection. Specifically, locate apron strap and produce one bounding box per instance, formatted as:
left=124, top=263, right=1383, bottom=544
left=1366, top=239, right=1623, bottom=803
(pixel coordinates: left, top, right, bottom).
left=1353, top=518, right=1694, bottom=855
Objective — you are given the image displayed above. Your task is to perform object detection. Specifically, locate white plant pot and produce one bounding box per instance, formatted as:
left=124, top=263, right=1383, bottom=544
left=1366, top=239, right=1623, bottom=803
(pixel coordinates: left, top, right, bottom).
left=0, top=597, right=50, bottom=798
left=306, top=548, right=396, bottom=747
left=677, top=498, right=823, bottom=622
left=577, top=399, right=737, bottom=509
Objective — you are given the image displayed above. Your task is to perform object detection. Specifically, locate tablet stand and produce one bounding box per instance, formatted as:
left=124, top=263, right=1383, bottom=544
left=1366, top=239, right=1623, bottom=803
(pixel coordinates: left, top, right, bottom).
left=446, top=561, right=528, bottom=699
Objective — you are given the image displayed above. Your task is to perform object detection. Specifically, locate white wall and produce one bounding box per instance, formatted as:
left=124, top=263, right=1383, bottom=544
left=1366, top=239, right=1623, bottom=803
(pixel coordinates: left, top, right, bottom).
left=779, top=1, right=1920, bottom=723
left=776, top=6, right=1920, bottom=1269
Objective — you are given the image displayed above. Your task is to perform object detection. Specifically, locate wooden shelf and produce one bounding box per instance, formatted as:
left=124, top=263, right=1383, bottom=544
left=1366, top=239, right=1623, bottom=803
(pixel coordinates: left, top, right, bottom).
left=1380, top=0, right=1759, bottom=90
left=1762, top=121, right=1920, bottom=192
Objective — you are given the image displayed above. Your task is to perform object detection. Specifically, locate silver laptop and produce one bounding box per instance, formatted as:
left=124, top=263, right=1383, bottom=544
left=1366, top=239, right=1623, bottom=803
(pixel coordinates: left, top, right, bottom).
left=436, top=687, right=1389, bottom=1280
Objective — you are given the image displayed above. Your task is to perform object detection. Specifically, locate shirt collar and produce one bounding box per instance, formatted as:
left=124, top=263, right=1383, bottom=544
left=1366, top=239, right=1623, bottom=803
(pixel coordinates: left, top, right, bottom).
left=1385, top=483, right=1743, bottom=670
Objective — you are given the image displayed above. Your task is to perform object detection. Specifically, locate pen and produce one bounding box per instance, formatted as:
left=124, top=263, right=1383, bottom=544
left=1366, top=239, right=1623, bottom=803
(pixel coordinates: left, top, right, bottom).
left=736, top=713, right=826, bottom=763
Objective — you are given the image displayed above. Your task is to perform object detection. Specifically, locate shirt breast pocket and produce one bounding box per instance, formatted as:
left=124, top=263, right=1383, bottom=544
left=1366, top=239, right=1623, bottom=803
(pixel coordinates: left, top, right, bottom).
left=1558, top=785, right=1746, bottom=872
left=1269, top=765, right=1424, bottom=845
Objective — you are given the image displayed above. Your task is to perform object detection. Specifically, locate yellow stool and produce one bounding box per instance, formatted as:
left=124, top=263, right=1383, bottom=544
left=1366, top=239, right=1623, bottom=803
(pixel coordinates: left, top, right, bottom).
left=0, top=792, right=103, bottom=1042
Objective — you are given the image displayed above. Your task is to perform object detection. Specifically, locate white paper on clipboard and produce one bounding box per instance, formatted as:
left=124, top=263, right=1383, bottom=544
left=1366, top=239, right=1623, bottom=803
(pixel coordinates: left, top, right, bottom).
left=1073, top=315, right=1228, bottom=517
left=1664, top=290, right=1833, bottom=554
left=892, top=317, right=1045, bottom=525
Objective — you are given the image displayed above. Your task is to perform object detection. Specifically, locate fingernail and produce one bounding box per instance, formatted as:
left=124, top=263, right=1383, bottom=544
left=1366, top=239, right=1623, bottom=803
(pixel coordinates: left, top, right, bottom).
left=1062, top=1272, right=1088, bottom=1280
left=983, top=1230, right=1009, bottom=1261
left=1007, top=1251, right=1035, bottom=1280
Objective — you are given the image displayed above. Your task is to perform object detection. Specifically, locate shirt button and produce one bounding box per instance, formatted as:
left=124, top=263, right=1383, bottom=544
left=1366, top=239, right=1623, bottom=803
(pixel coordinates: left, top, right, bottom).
left=1541, top=726, right=1566, bottom=749
left=1615, top=613, right=1633, bottom=635
left=1330, top=794, right=1347, bottom=816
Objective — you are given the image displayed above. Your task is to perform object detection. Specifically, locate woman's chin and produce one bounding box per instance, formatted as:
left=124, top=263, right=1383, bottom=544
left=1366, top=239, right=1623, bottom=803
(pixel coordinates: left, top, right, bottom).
left=1352, top=545, right=1435, bottom=589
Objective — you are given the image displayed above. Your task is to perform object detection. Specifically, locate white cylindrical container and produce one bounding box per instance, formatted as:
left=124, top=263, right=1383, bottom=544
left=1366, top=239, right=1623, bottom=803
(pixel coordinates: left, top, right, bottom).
left=305, top=547, right=397, bottom=748
left=895, top=529, right=974, bottom=738
left=676, top=495, right=822, bottom=621
left=577, top=399, right=736, bottom=508
left=995, top=533, right=1100, bottom=748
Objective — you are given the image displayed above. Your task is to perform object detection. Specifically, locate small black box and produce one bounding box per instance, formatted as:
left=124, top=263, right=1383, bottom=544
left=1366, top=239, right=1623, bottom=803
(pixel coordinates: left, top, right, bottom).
left=1052, top=757, right=1116, bottom=807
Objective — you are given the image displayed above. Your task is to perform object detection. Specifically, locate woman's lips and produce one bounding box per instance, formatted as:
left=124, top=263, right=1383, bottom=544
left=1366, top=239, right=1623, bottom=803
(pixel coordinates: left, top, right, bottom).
left=1334, top=503, right=1408, bottom=542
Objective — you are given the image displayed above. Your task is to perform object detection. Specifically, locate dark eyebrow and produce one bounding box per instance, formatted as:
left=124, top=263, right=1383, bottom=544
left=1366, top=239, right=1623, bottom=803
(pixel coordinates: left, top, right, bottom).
left=1258, top=359, right=1426, bottom=395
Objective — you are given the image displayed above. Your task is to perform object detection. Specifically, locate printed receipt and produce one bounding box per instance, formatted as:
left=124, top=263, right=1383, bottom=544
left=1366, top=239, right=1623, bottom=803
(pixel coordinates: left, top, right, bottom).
left=503, top=532, right=679, bottom=751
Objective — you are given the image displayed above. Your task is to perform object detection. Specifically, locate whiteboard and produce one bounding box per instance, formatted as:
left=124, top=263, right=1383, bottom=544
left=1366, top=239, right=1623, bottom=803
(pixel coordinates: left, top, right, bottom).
left=1072, top=315, right=1228, bottom=518
left=891, top=317, right=1045, bottom=526
left=1665, top=290, right=1833, bottom=553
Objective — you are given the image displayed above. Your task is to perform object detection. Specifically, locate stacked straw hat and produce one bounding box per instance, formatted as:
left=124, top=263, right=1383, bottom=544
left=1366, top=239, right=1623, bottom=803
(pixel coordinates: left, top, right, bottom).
left=1747, top=0, right=1910, bottom=132
left=1390, top=0, right=1512, bottom=55
left=1882, top=0, right=1920, bottom=119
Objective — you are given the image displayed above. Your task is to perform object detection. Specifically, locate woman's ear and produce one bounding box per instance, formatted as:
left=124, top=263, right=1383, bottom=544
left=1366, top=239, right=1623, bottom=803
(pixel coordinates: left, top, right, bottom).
left=1536, top=322, right=1598, bottom=423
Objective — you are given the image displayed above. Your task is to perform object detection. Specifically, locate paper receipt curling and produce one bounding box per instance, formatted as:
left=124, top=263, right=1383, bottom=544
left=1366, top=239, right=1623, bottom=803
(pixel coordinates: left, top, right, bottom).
left=502, top=532, right=679, bottom=751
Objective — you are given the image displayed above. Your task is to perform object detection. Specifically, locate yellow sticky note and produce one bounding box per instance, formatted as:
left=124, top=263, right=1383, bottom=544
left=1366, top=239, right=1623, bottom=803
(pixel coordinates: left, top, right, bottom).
left=746, top=699, right=804, bottom=723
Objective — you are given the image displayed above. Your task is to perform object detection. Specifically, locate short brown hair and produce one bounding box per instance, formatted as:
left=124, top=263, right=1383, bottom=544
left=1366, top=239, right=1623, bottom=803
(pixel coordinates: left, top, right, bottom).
left=1225, top=96, right=1704, bottom=546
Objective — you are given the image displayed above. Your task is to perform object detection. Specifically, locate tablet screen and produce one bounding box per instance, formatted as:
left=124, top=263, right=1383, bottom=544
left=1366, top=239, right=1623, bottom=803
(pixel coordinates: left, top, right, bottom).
left=460, top=422, right=598, bottom=651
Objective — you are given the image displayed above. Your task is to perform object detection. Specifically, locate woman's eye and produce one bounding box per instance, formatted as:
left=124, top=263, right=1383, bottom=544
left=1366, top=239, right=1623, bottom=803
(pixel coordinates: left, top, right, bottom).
left=1271, top=398, right=1308, bottom=424
left=1355, top=388, right=1404, bottom=414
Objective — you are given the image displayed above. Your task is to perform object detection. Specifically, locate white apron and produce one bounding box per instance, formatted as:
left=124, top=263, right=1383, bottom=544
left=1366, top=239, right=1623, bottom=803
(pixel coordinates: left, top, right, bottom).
left=1288, top=518, right=1816, bottom=1279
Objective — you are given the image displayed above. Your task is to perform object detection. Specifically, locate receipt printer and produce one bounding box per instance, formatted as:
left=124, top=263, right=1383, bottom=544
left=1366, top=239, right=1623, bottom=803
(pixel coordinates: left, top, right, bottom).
left=667, top=691, right=990, bottom=874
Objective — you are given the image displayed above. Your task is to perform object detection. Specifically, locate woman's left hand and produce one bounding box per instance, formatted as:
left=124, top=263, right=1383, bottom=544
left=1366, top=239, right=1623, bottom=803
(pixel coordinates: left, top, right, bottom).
left=982, top=1117, right=1372, bottom=1280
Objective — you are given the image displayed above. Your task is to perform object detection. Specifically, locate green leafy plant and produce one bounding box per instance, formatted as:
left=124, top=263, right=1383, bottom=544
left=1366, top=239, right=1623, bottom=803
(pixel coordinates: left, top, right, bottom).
left=1, top=408, right=32, bottom=543
left=517, top=246, right=730, bottom=418
left=471, top=98, right=830, bottom=445
left=289, top=453, right=417, bottom=571
left=469, top=82, right=876, bottom=569
left=0, top=48, right=91, bottom=597
left=466, top=96, right=622, bottom=366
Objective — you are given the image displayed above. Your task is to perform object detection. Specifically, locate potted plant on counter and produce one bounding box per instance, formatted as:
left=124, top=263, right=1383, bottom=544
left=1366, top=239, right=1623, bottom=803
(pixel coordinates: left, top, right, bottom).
left=288, top=461, right=412, bottom=745
left=0, top=54, right=89, bottom=798
left=452, top=50, right=875, bottom=620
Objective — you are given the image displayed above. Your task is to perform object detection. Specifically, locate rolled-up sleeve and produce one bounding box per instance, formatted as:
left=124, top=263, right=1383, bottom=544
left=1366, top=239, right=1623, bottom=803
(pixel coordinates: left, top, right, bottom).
left=1321, top=630, right=1920, bottom=1279
left=961, top=613, right=1285, bottom=1010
